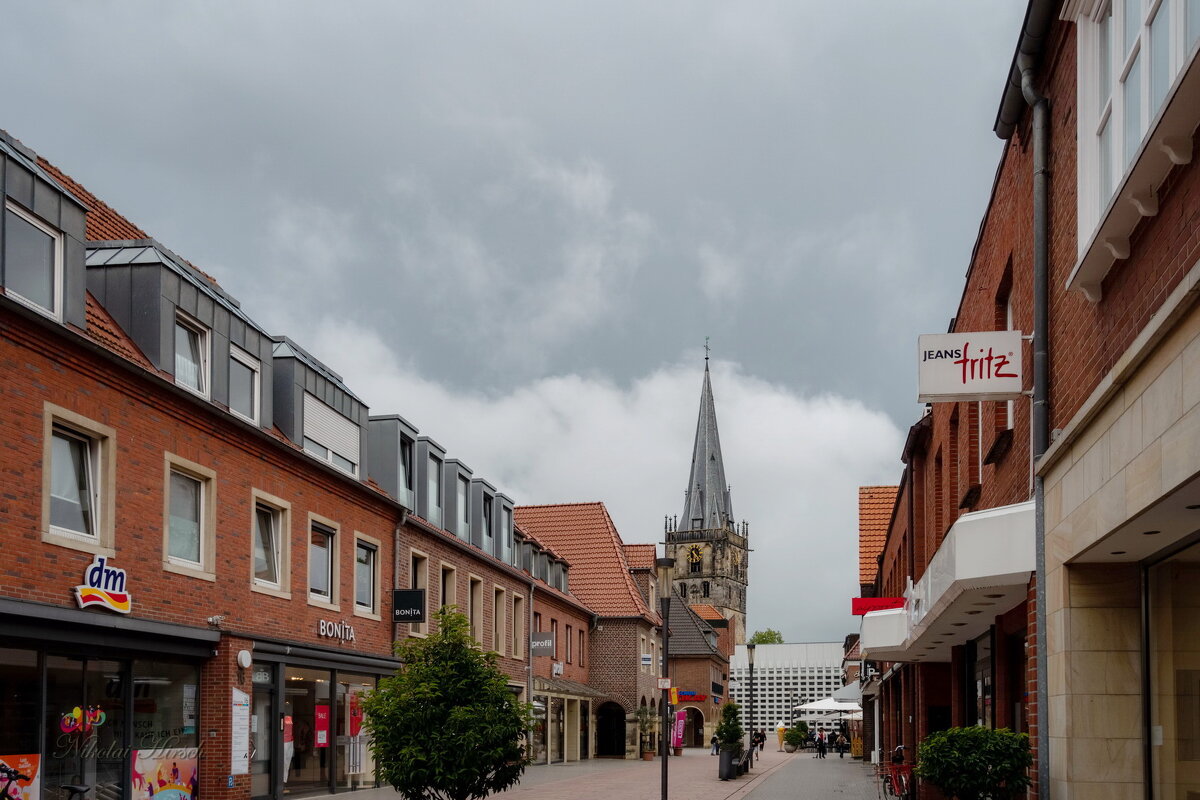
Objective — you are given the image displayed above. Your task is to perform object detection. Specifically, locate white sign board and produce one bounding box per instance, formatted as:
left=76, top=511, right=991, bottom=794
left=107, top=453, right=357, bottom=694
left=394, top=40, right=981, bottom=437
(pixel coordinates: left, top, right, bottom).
left=231, top=688, right=251, bottom=775
left=658, top=677, right=672, bottom=690
left=640, top=653, right=652, bottom=667
left=918, top=331, right=1024, bottom=403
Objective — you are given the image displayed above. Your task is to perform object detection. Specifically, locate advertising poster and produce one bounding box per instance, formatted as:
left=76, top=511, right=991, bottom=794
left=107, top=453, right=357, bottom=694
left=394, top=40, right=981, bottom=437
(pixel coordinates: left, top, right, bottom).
left=230, top=688, right=250, bottom=775
left=0, top=755, right=41, bottom=800
left=314, top=705, right=330, bottom=748
left=671, top=711, right=686, bottom=749
left=130, top=748, right=198, bottom=800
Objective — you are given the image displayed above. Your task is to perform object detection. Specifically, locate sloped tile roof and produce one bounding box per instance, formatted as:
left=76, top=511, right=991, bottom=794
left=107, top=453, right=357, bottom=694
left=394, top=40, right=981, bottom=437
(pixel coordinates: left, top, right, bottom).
left=515, top=503, right=658, bottom=622
left=36, top=158, right=146, bottom=242
left=668, top=598, right=725, bottom=660
left=623, top=543, right=657, bottom=570
left=84, top=292, right=156, bottom=371
left=858, top=486, right=898, bottom=585
left=689, top=604, right=725, bottom=622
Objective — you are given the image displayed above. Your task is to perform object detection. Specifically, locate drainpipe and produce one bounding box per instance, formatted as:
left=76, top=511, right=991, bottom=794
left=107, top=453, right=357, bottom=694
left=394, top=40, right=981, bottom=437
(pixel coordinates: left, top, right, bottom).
left=1018, top=50, right=1050, bottom=800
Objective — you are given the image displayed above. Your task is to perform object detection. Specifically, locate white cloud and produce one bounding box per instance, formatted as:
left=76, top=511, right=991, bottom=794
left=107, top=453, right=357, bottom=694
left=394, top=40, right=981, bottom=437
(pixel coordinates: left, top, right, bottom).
left=697, top=244, right=744, bottom=304
left=305, top=321, right=904, bottom=642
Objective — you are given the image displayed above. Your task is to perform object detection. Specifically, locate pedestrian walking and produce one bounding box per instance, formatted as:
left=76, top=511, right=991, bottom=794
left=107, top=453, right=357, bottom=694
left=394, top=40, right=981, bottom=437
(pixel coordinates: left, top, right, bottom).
left=816, top=730, right=827, bottom=759
left=836, top=732, right=848, bottom=758
left=710, top=734, right=718, bottom=755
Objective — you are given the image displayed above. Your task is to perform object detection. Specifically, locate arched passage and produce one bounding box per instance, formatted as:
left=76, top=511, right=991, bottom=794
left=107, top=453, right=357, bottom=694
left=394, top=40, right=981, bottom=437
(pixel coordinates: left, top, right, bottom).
left=681, top=705, right=707, bottom=748
left=595, top=702, right=627, bottom=758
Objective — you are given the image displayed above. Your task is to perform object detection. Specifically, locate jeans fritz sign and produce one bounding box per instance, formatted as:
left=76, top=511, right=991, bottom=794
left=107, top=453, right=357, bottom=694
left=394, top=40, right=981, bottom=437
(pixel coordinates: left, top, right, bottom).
left=918, top=331, right=1024, bottom=403
left=74, top=556, right=132, bottom=614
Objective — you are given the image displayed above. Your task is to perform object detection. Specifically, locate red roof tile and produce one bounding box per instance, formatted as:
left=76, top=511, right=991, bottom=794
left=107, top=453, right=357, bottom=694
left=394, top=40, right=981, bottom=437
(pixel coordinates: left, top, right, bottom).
left=36, top=158, right=147, bottom=242
left=623, top=543, right=656, bottom=570
left=858, top=485, right=898, bottom=585
left=84, top=292, right=156, bottom=370
left=689, top=604, right=725, bottom=622
left=515, top=503, right=658, bottom=622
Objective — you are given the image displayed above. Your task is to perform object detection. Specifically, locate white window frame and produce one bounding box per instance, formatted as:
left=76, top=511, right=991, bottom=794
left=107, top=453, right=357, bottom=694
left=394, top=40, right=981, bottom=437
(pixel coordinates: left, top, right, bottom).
left=307, top=513, right=341, bottom=610
left=4, top=200, right=63, bottom=320
left=493, top=586, right=506, bottom=655
left=427, top=455, right=444, bottom=528
left=162, top=453, right=217, bottom=582
left=512, top=595, right=526, bottom=659
left=173, top=311, right=211, bottom=398
left=42, top=404, right=115, bottom=555
left=439, top=563, right=457, bottom=612
left=468, top=575, right=484, bottom=646
left=250, top=489, right=291, bottom=599
left=353, top=532, right=382, bottom=620
left=1077, top=0, right=1197, bottom=249
left=456, top=475, right=470, bottom=539
left=228, top=345, right=261, bottom=425
left=409, top=549, right=430, bottom=637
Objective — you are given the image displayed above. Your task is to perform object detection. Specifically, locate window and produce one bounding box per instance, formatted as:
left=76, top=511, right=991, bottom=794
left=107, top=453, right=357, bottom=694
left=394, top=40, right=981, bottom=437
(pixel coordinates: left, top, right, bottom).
left=410, top=551, right=429, bottom=635
left=250, top=491, right=291, bottom=598
left=399, top=437, right=415, bottom=508
left=689, top=559, right=701, bottom=574
left=501, top=506, right=513, bottom=564
left=254, top=504, right=281, bottom=586
left=456, top=476, right=470, bottom=539
left=566, top=624, right=573, bottom=664
left=355, top=537, right=378, bottom=614
left=42, top=406, right=116, bottom=555
left=640, top=635, right=647, bottom=673
left=440, top=564, right=456, bottom=611
left=482, top=494, right=493, bottom=549
left=49, top=426, right=99, bottom=539
left=534, top=612, right=542, bottom=633
left=174, top=314, right=209, bottom=397
left=1080, top=0, right=1199, bottom=236
left=163, top=454, right=216, bottom=580
left=513, top=596, right=526, bottom=658
left=578, top=629, right=585, bottom=668
left=702, top=581, right=710, bottom=598
left=302, top=393, right=359, bottom=476
left=493, top=588, right=506, bottom=654
left=309, top=521, right=337, bottom=604
left=5, top=200, right=63, bottom=318
left=551, top=620, right=559, bottom=660
left=469, top=576, right=484, bottom=644
left=229, top=346, right=260, bottom=424
left=428, top=455, right=443, bottom=528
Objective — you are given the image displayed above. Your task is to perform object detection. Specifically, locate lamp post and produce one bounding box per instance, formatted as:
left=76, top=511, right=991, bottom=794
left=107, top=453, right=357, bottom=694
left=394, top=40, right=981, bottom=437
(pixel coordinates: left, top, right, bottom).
left=746, top=643, right=756, bottom=769
left=655, top=557, right=675, bottom=800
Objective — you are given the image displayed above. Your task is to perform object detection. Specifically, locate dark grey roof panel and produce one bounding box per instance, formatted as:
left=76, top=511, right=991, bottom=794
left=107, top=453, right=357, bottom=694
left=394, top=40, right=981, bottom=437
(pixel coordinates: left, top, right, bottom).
left=0, top=130, right=87, bottom=210
left=681, top=362, right=734, bottom=530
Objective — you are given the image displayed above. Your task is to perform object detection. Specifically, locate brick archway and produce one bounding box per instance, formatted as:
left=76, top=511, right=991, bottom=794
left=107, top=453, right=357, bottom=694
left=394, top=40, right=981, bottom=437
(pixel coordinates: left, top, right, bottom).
left=680, top=705, right=707, bottom=748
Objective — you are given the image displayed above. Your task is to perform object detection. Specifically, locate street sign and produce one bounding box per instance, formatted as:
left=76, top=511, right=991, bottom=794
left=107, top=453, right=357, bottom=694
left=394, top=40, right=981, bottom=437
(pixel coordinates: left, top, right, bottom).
left=530, top=632, right=555, bottom=656
left=657, top=678, right=671, bottom=690
left=640, top=653, right=652, bottom=667
left=391, top=589, right=426, bottom=624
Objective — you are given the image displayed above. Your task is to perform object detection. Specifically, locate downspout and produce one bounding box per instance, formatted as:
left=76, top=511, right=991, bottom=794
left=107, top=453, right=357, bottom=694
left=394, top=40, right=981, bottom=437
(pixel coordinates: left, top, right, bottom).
left=1018, top=50, right=1050, bottom=800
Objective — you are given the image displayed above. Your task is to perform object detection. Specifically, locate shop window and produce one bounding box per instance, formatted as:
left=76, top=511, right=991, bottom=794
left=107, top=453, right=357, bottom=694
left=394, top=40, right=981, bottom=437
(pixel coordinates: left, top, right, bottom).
left=354, top=535, right=380, bottom=617
left=0, top=649, right=39, bottom=756
left=309, top=519, right=338, bottom=607
left=4, top=200, right=62, bottom=319
left=173, top=313, right=209, bottom=398
left=229, top=345, right=260, bottom=425
left=282, top=667, right=332, bottom=793
left=163, top=454, right=216, bottom=581
left=131, top=660, right=200, bottom=751
left=1149, top=539, right=1200, bottom=798
left=410, top=551, right=428, bottom=636
left=251, top=491, right=291, bottom=598
left=336, top=674, right=377, bottom=789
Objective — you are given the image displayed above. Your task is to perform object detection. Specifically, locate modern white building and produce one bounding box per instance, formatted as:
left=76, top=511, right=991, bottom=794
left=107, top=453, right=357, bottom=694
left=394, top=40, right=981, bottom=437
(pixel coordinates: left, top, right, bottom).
left=728, top=642, right=845, bottom=733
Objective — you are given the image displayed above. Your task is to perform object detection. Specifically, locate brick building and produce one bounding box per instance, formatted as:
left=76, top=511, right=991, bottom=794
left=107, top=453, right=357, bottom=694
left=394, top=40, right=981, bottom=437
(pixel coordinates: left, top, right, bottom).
left=515, top=503, right=663, bottom=759
left=858, top=2, right=1200, bottom=798
left=662, top=601, right=727, bottom=749
left=0, top=128, right=581, bottom=800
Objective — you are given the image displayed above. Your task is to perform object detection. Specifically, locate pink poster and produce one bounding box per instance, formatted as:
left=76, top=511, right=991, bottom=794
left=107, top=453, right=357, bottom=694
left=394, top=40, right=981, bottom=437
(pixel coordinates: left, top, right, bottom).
left=0, top=755, right=41, bottom=800
left=314, top=705, right=330, bottom=748
left=671, top=710, right=686, bottom=748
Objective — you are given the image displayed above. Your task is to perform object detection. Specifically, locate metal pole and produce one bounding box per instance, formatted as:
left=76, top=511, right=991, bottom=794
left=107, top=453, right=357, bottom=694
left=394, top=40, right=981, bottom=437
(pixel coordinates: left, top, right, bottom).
left=661, top=592, right=670, bottom=800
left=747, top=643, right=755, bottom=769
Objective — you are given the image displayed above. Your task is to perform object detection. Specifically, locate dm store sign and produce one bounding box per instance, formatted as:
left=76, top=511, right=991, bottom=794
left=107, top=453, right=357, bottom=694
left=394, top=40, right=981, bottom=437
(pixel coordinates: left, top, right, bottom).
left=74, top=556, right=132, bottom=614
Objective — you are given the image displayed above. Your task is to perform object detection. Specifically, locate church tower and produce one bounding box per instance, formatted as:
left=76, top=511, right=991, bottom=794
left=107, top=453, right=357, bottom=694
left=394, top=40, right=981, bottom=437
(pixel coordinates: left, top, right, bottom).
left=665, top=354, right=749, bottom=644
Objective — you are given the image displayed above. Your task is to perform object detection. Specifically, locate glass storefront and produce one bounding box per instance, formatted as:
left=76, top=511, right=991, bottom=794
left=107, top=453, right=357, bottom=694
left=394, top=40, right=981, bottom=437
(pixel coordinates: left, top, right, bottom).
left=1149, top=538, right=1200, bottom=799
left=334, top=675, right=375, bottom=790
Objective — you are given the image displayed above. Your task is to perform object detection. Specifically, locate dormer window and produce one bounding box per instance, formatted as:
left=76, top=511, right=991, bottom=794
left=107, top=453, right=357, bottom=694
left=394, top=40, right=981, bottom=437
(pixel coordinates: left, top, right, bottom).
left=427, top=454, right=443, bottom=528
left=228, top=346, right=260, bottom=424
left=174, top=313, right=209, bottom=397
left=456, top=476, right=470, bottom=539
left=482, top=494, right=494, bottom=548
left=4, top=200, right=62, bottom=320
left=302, top=393, right=359, bottom=476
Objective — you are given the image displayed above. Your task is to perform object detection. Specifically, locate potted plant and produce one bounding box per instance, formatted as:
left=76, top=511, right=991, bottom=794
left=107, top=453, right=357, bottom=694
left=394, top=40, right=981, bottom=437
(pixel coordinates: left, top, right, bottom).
left=635, top=706, right=657, bottom=760
left=916, top=726, right=1032, bottom=800
left=715, top=701, right=744, bottom=780
left=783, top=725, right=806, bottom=753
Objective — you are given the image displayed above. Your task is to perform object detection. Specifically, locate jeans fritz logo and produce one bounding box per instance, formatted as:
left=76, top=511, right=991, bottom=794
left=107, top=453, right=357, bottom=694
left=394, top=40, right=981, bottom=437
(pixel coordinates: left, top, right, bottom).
left=74, top=556, right=132, bottom=614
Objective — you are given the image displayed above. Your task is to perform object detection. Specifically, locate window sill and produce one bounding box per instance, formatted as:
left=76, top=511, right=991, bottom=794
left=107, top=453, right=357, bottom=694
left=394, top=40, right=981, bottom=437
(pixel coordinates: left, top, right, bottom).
left=163, top=559, right=216, bottom=582
left=1071, top=46, right=1200, bottom=302
left=44, top=529, right=115, bottom=558
left=307, top=594, right=341, bottom=612
left=252, top=582, right=292, bottom=601
left=407, top=629, right=429, bottom=638
left=983, top=428, right=1014, bottom=465
left=353, top=605, right=381, bottom=622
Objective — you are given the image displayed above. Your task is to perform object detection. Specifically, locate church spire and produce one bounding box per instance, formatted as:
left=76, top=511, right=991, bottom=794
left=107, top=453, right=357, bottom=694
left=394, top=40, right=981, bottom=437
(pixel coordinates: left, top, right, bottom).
left=681, top=356, right=732, bottom=531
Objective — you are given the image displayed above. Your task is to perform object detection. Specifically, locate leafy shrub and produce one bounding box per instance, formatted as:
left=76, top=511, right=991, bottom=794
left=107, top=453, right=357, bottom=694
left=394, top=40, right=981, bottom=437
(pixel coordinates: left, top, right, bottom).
left=915, top=726, right=1032, bottom=800
left=714, top=701, right=745, bottom=752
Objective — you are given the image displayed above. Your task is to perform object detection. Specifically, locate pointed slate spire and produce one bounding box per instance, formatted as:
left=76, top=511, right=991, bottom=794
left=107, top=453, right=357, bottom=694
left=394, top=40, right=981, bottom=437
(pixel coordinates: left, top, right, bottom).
left=681, top=360, right=733, bottom=530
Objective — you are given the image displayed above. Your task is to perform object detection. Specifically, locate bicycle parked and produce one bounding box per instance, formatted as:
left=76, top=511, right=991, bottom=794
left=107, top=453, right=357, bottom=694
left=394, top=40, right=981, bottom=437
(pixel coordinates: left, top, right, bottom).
left=875, top=746, right=915, bottom=799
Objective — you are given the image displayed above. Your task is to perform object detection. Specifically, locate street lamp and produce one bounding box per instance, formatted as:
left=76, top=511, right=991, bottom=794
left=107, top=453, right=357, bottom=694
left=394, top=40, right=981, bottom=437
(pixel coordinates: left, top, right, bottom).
left=655, top=557, right=675, bottom=800
left=746, top=643, right=756, bottom=769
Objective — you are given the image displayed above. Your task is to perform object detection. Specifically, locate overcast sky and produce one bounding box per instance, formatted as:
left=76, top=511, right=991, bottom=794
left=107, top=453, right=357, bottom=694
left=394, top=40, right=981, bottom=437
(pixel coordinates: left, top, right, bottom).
left=2, top=2, right=1027, bottom=643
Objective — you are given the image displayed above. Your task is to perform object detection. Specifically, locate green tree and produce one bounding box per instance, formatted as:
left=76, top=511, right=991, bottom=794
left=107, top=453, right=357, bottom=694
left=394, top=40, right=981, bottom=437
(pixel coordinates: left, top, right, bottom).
left=714, top=701, right=745, bottom=751
left=747, top=628, right=784, bottom=645
left=361, top=609, right=533, bottom=800
left=915, top=726, right=1032, bottom=800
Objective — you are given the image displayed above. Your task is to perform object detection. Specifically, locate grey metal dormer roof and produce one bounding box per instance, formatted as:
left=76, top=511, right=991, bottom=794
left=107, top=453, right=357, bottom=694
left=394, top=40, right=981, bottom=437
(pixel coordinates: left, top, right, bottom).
left=0, top=130, right=87, bottom=211
left=86, top=239, right=268, bottom=337
left=681, top=360, right=733, bottom=531
left=272, top=335, right=365, bottom=404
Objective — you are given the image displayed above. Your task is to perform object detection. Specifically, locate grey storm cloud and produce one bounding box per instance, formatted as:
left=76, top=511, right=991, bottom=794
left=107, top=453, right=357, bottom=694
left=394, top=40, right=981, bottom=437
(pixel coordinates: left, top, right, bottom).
left=1, top=1, right=1026, bottom=641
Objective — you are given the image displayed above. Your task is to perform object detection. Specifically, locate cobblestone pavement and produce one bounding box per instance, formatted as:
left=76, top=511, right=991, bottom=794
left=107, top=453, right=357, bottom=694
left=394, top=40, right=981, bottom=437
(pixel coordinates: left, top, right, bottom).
left=319, top=747, right=880, bottom=800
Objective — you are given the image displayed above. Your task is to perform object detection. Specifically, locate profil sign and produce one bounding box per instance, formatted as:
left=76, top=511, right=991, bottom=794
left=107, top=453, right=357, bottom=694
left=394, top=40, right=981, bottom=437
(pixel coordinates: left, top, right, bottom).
left=918, top=331, right=1024, bottom=403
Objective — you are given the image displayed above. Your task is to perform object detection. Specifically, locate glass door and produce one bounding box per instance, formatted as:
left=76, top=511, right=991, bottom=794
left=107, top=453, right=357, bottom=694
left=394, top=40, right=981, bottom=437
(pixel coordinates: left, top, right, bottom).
left=45, top=657, right=128, bottom=800
left=250, top=664, right=276, bottom=800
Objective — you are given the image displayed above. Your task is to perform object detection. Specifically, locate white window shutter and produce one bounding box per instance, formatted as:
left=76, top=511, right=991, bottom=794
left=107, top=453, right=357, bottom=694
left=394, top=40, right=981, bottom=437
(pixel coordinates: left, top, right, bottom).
left=303, top=393, right=360, bottom=464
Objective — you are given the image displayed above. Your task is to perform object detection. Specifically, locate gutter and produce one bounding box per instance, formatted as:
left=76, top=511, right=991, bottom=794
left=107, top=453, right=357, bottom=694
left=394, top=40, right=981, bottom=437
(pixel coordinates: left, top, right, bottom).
left=993, top=0, right=1058, bottom=140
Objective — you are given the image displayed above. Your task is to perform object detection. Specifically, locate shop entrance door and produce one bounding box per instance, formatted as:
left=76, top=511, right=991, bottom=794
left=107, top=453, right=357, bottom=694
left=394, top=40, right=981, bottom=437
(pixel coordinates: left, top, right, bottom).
left=44, top=656, right=128, bottom=800
left=250, top=665, right=276, bottom=800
